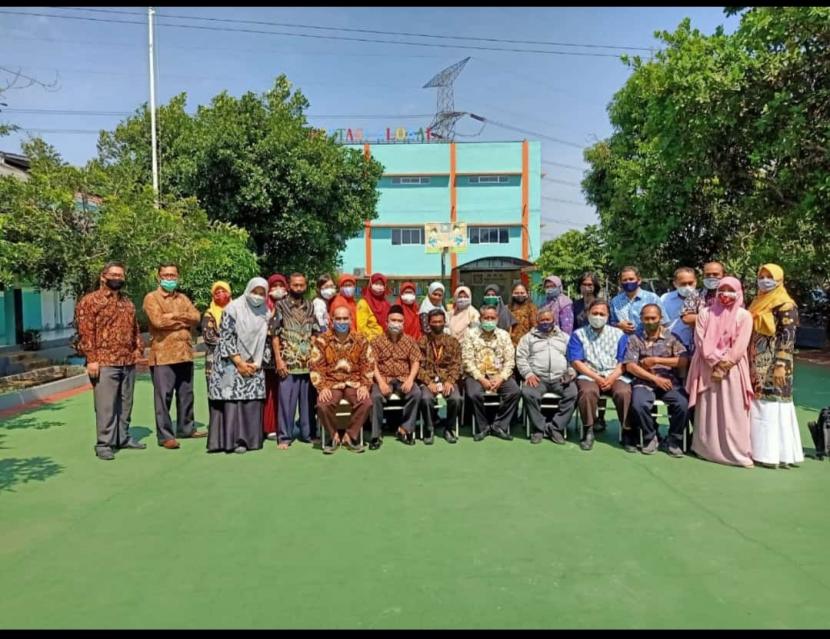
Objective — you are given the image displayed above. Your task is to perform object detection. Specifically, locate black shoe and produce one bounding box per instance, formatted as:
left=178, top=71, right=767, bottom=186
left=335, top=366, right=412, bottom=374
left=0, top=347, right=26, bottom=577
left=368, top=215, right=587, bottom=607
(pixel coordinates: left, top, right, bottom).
left=667, top=444, right=684, bottom=458
left=424, top=429, right=435, bottom=445
left=624, top=444, right=638, bottom=454
left=549, top=429, right=566, bottom=445
left=580, top=427, right=595, bottom=451
left=396, top=430, right=415, bottom=446
left=493, top=427, right=513, bottom=441
left=594, top=417, right=607, bottom=433
left=530, top=432, right=544, bottom=445
left=444, top=428, right=458, bottom=444
left=473, top=427, right=489, bottom=442
left=369, top=438, right=382, bottom=451
left=96, top=448, right=115, bottom=461
left=120, top=439, right=146, bottom=450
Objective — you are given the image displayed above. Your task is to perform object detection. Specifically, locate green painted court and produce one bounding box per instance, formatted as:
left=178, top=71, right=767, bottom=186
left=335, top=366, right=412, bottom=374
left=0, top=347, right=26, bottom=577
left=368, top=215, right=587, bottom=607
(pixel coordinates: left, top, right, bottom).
left=2, top=360, right=828, bottom=629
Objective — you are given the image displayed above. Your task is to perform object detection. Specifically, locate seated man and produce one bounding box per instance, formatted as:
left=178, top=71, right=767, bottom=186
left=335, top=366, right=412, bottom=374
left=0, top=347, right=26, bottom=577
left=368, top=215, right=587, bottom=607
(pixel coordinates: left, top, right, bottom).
left=624, top=303, right=690, bottom=458
left=462, top=305, right=521, bottom=442
left=370, top=305, right=422, bottom=449
left=567, top=300, right=632, bottom=451
left=418, top=308, right=463, bottom=444
left=517, top=308, right=578, bottom=445
left=309, top=301, right=373, bottom=454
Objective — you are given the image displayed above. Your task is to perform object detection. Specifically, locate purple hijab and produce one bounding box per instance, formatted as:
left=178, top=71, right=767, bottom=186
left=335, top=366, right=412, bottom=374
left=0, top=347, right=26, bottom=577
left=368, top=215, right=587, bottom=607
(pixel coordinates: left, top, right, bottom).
left=539, top=275, right=574, bottom=334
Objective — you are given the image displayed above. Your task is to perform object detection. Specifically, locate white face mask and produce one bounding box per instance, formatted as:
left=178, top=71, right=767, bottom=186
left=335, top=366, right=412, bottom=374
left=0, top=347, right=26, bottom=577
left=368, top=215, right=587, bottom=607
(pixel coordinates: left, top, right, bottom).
left=455, top=297, right=470, bottom=309
left=248, top=294, right=265, bottom=307
left=703, top=277, right=721, bottom=291
left=401, top=293, right=416, bottom=304
left=320, top=287, right=336, bottom=300
left=371, top=284, right=386, bottom=295
left=676, top=285, right=695, bottom=298
left=270, top=288, right=287, bottom=300
left=588, top=315, right=607, bottom=330
left=340, top=286, right=355, bottom=298
left=757, top=277, right=778, bottom=292
left=387, top=322, right=403, bottom=334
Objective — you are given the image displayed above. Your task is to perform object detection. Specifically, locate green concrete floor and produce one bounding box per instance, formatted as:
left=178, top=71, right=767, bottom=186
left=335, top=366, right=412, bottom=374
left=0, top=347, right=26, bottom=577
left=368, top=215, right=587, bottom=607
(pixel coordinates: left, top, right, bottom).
left=1, top=360, right=829, bottom=628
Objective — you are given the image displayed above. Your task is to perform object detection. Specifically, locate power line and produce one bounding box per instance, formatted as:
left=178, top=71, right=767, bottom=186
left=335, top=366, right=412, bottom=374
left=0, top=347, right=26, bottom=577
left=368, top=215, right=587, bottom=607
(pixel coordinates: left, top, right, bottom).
left=542, top=159, right=586, bottom=172
left=0, top=10, right=630, bottom=58
left=4, top=108, right=132, bottom=116
left=542, top=196, right=593, bottom=207
left=17, top=128, right=102, bottom=134
left=468, top=113, right=585, bottom=148
left=543, top=176, right=582, bottom=187
left=60, top=6, right=654, bottom=52
left=3, top=107, right=433, bottom=120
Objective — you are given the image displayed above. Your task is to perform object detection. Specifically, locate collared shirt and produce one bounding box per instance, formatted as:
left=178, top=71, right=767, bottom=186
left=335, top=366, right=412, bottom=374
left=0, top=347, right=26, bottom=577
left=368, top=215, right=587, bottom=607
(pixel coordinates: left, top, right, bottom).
left=143, top=289, right=201, bottom=366
left=309, top=331, right=375, bottom=391
left=566, top=325, right=628, bottom=378
left=74, top=288, right=143, bottom=367
left=417, top=332, right=462, bottom=386
left=516, top=327, right=571, bottom=382
left=660, top=290, right=694, bottom=349
left=372, top=332, right=421, bottom=381
left=461, top=326, right=515, bottom=381
left=509, top=301, right=538, bottom=346
left=271, top=297, right=318, bottom=374
left=609, top=289, right=667, bottom=333
left=623, top=327, right=687, bottom=388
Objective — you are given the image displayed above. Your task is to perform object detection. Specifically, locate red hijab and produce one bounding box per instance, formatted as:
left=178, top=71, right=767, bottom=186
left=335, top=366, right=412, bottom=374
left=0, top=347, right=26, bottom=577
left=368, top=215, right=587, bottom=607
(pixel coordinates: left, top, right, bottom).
left=267, top=274, right=287, bottom=312
left=332, top=274, right=358, bottom=330
left=365, top=272, right=391, bottom=329
left=397, top=281, right=422, bottom=340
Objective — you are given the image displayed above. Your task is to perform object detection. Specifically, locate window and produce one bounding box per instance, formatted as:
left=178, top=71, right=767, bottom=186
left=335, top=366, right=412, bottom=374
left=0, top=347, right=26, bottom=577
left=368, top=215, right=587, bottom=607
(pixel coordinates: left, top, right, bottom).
left=468, top=175, right=509, bottom=184
left=391, top=176, right=431, bottom=185
left=468, top=227, right=509, bottom=244
left=391, top=227, right=425, bottom=245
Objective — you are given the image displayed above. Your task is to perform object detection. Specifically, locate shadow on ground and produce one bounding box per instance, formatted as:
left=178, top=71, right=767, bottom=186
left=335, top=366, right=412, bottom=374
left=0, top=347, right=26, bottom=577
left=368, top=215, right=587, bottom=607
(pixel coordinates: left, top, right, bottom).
left=0, top=456, right=64, bottom=492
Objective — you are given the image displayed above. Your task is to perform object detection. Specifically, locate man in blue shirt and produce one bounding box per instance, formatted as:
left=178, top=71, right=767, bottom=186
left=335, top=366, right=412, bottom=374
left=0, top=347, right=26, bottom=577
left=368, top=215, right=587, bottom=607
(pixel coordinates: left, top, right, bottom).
left=660, top=266, right=698, bottom=350
left=609, top=266, right=667, bottom=335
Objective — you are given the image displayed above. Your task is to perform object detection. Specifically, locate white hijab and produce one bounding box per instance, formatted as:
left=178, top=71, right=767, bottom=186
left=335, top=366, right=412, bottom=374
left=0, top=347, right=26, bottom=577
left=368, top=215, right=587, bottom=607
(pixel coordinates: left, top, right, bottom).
left=223, top=277, right=269, bottom=367
left=419, top=281, right=447, bottom=316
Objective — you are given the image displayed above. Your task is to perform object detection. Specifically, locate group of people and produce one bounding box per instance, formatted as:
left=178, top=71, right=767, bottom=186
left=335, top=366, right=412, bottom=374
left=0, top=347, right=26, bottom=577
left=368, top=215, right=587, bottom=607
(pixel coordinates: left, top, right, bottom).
left=75, top=258, right=804, bottom=470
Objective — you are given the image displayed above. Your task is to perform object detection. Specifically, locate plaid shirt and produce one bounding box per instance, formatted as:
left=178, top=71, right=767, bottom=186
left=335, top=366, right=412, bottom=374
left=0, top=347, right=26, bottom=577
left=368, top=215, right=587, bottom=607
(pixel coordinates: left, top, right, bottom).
left=623, top=326, right=687, bottom=389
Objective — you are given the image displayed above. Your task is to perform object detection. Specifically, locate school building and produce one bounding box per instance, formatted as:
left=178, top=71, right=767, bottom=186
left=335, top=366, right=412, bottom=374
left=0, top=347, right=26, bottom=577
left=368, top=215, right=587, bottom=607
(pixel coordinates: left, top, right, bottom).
left=340, top=140, right=542, bottom=305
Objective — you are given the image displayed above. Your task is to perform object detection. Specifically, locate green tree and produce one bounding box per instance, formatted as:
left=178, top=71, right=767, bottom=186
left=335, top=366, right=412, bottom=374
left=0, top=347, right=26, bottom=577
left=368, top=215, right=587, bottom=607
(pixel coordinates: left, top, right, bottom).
left=96, top=75, right=384, bottom=277
left=535, top=225, right=611, bottom=296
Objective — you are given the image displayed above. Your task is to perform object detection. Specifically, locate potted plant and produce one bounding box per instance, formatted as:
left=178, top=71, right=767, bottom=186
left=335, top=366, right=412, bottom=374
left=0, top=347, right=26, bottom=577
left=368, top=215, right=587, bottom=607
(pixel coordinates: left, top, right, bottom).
left=22, top=328, right=42, bottom=351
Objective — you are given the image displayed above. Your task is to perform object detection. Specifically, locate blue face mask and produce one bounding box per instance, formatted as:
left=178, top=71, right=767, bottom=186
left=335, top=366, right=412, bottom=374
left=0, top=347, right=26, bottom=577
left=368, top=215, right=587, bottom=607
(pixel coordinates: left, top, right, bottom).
left=621, top=281, right=639, bottom=293
left=333, top=321, right=351, bottom=334
left=545, top=287, right=560, bottom=299
left=537, top=321, right=554, bottom=333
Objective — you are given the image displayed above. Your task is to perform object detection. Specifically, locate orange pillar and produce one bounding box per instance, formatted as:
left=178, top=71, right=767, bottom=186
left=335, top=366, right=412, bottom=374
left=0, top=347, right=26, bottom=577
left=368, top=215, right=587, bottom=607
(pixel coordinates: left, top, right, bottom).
left=363, top=143, right=372, bottom=275
left=449, top=143, right=459, bottom=292
left=521, top=140, right=529, bottom=261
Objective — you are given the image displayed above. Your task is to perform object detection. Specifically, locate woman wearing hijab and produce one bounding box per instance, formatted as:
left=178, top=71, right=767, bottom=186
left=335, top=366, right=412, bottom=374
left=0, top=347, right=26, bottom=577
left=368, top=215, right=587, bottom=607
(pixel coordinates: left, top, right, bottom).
left=686, top=277, right=754, bottom=467
left=572, top=272, right=601, bottom=330
left=332, top=274, right=358, bottom=331
left=539, top=275, right=575, bottom=334
left=397, top=281, right=422, bottom=340
left=482, top=283, right=517, bottom=332
left=201, top=281, right=231, bottom=385
left=312, top=273, right=337, bottom=334
left=207, top=277, right=270, bottom=454
left=262, top=274, right=287, bottom=441
left=449, top=285, right=479, bottom=342
left=419, top=281, right=450, bottom=334
left=747, top=264, right=804, bottom=469
left=357, top=272, right=391, bottom=342
left=508, top=282, right=538, bottom=347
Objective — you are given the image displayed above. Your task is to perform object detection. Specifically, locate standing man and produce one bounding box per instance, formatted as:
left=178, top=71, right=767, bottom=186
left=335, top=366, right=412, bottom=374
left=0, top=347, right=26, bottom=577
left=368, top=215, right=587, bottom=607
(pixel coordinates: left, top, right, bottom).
left=370, top=305, right=422, bottom=449
left=660, top=266, right=699, bottom=351
left=273, top=273, right=319, bottom=449
left=609, top=266, right=667, bottom=335
left=75, top=261, right=146, bottom=461
left=417, top=308, right=463, bottom=444
left=624, top=304, right=690, bottom=458
left=680, top=260, right=727, bottom=333
left=462, top=305, right=521, bottom=441
left=517, top=308, right=578, bottom=445
left=143, top=262, right=203, bottom=449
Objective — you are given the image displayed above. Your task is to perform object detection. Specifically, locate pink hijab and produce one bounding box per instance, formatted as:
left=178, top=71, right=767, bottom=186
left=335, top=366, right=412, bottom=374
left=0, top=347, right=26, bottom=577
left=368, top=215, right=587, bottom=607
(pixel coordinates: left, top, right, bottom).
left=700, top=276, right=744, bottom=362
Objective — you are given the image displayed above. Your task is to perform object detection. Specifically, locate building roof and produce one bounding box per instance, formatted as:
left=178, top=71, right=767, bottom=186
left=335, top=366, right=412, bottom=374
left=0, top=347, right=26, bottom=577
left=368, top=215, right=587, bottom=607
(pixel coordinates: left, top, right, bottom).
left=0, top=151, right=30, bottom=172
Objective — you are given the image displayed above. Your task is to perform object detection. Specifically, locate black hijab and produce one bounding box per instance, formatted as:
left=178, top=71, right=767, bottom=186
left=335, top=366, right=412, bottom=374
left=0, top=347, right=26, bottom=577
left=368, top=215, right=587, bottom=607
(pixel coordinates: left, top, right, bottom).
left=484, top=283, right=517, bottom=330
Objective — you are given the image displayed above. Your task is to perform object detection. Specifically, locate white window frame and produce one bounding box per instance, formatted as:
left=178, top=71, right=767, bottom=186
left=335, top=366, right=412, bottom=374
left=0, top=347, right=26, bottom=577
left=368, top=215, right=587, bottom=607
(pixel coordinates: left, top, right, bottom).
left=391, top=176, right=431, bottom=185
left=468, top=226, right=509, bottom=245
left=468, top=175, right=510, bottom=184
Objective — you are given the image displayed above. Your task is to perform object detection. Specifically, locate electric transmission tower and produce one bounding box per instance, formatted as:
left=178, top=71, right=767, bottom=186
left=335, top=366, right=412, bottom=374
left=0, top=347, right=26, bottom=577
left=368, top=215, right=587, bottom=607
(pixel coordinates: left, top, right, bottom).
left=422, top=57, right=470, bottom=141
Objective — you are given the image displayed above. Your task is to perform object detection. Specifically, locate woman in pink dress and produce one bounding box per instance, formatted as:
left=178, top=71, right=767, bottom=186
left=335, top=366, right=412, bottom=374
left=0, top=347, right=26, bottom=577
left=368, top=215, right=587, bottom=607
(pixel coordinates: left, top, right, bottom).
left=686, top=276, right=754, bottom=467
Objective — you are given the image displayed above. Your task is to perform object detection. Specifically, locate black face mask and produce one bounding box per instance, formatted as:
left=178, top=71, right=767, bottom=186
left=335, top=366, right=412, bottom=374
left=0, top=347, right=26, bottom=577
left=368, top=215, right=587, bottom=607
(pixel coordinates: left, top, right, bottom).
left=288, top=289, right=305, bottom=299
left=105, top=278, right=125, bottom=291
left=430, top=325, right=445, bottom=335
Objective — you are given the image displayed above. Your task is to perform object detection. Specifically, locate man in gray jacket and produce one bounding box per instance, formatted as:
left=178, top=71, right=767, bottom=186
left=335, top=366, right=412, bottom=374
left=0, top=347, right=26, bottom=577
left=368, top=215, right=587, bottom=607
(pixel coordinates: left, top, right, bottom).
left=516, top=308, right=578, bottom=444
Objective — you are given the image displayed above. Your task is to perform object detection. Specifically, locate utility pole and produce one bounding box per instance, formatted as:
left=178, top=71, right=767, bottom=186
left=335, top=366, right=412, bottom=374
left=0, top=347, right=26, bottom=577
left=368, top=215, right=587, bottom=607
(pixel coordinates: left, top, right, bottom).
left=148, top=6, right=160, bottom=208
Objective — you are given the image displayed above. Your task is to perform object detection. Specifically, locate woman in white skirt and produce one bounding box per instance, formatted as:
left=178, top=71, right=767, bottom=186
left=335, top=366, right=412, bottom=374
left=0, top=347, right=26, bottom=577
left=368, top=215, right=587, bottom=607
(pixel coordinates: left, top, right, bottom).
left=747, top=263, right=803, bottom=468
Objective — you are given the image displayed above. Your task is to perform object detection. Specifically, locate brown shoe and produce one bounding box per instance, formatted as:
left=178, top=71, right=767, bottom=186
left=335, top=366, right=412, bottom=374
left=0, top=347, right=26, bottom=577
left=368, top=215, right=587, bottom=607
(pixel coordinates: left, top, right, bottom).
left=189, top=431, right=208, bottom=438
left=161, top=439, right=180, bottom=449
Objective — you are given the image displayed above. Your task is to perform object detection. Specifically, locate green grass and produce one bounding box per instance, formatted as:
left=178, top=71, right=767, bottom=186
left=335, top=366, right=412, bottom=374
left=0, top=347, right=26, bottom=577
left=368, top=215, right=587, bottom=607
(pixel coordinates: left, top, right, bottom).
left=1, top=360, right=829, bottom=629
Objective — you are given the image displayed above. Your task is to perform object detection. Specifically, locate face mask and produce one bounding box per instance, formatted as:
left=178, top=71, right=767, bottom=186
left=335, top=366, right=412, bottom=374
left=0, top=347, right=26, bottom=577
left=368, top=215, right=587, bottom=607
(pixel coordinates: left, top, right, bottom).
left=481, top=320, right=497, bottom=332
left=588, top=315, right=607, bottom=330
left=387, top=322, right=403, bottom=334
left=333, top=320, right=351, bottom=334
left=545, top=287, right=560, bottom=299
left=340, top=286, right=355, bottom=298
left=580, top=286, right=594, bottom=297
left=537, top=321, right=554, bottom=333
left=757, top=277, right=778, bottom=293
left=643, top=321, right=661, bottom=332
left=160, top=279, right=178, bottom=293
left=512, top=295, right=527, bottom=304
left=320, top=287, right=336, bottom=300
left=483, top=295, right=499, bottom=306
left=289, top=289, right=305, bottom=299
left=105, top=278, right=125, bottom=291
left=248, top=294, right=265, bottom=307
left=454, top=298, right=470, bottom=309
left=213, top=292, right=230, bottom=307
left=703, top=277, right=721, bottom=290
left=371, top=284, right=386, bottom=295
left=718, top=291, right=738, bottom=305
left=401, top=293, right=416, bottom=305
left=270, top=288, right=287, bottom=300
left=430, top=324, right=445, bottom=335
left=621, top=281, right=639, bottom=293
left=676, top=285, right=695, bottom=298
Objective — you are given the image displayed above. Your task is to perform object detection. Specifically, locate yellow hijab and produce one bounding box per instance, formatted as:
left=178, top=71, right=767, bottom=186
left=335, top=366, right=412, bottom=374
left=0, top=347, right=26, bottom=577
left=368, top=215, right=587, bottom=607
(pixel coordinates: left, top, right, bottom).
left=207, top=281, right=232, bottom=326
left=748, top=263, right=795, bottom=336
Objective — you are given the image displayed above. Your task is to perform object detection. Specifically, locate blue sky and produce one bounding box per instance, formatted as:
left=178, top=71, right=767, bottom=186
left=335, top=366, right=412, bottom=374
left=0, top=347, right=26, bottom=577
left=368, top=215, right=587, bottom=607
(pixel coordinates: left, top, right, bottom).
left=0, top=6, right=740, bottom=240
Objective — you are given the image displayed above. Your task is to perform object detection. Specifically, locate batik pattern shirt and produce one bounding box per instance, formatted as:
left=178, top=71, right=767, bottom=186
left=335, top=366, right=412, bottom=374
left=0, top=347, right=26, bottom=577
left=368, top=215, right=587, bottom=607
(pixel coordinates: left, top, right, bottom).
left=372, top=333, right=421, bottom=382
left=461, top=327, right=515, bottom=381
left=749, top=302, right=798, bottom=401
left=567, top=325, right=629, bottom=379
left=623, top=327, right=687, bottom=389
left=271, top=298, right=318, bottom=374
left=417, top=333, right=462, bottom=386
left=509, top=302, right=538, bottom=346
left=143, top=289, right=200, bottom=366
left=74, top=288, right=143, bottom=367
left=309, top=332, right=375, bottom=391
left=207, top=312, right=266, bottom=401
left=200, top=312, right=220, bottom=378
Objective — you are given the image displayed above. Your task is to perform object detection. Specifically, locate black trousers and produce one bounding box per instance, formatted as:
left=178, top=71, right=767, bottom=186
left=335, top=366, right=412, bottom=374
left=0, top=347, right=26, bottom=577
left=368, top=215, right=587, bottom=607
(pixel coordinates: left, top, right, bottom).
left=92, top=365, right=136, bottom=453
left=630, top=384, right=689, bottom=447
left=419, top=384, right=462, bottom=433
left=521, top=378, right=578, bottom=435
left=465, top=376, right=521, bottom=432
left=151, top=362, right=195, bottom=443
left=371, top=383, right=422, bottom=438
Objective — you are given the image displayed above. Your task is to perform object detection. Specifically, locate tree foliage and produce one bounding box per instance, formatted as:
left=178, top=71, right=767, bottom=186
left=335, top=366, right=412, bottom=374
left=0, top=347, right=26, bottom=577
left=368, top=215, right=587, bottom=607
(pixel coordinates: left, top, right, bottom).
left=535, top=225, right=612, bottom=296
left=96, top=75, right=384, bottom=277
